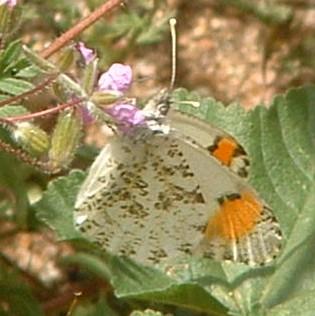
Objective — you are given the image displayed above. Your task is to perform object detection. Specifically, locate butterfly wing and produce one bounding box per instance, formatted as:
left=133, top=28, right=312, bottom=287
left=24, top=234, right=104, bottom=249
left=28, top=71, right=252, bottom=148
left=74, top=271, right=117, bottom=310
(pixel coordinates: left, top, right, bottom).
left=74, top=130, right=282, bottom=266
left=75, top=133, right=212, bottom=264
left=171, top=132, right=282, bottom=265
left=75, top=144, right=116, bottom=210
left=168, top=110, right=250, bottom=178
left=192, top=193, right=282, bottom=265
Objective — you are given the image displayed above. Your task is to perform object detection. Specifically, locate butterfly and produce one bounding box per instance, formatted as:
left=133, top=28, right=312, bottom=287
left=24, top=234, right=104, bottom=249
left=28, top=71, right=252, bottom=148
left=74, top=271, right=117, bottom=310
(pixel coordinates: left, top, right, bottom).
left=74, top=89, right=282, bottom=267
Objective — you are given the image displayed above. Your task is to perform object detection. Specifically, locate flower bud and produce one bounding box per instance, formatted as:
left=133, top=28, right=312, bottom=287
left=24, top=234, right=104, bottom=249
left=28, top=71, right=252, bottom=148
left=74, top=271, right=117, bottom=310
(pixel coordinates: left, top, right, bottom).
left=75, top=42, right=96, bottom=65
left=22, top=45, right=56, bottom=72
left=82, top=58, right=98, bottom=96
left=0, top=1, right=20, bottom=40
left=13, top=122, right=49, bottom=156
left=90, top=90, right=122, bottom=105
left=48, top=110, right=82, bottom=172
left=57, top=47, right=74, bottom=72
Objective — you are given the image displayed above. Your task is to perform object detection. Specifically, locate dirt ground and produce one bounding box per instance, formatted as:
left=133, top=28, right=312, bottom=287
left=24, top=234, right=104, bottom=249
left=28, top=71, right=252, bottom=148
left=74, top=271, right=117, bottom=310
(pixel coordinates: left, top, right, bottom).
left=131, top=1, right=315, bottom=109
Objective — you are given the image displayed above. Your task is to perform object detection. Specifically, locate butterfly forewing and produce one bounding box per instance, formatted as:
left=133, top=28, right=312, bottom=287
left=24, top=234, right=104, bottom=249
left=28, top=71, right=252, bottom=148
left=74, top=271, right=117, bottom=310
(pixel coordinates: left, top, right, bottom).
left=168, top=110, right=250, bottom=178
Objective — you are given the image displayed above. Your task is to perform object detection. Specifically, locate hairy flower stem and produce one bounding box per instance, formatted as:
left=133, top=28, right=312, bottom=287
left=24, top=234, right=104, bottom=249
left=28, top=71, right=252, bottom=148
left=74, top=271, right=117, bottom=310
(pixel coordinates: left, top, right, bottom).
left=0, top=74, right=58, bottom=107
left=0, top=138, right=49, bottom=172
left=40, top=0, right=125, bottom=59
left=6, top=98, right=83, bottom=123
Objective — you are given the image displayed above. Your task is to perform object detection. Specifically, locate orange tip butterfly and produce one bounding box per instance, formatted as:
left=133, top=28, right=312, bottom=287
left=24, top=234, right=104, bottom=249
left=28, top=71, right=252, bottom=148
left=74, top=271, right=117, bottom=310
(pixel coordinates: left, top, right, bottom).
left=74, top=18, right=282, bottom=267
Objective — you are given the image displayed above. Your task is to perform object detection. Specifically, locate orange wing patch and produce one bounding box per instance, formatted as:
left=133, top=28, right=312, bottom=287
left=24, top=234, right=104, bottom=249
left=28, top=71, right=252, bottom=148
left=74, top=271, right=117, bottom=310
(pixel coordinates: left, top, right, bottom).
left=208, top=137, right=249, bottom=178
left=211, top=137, right=238, bottom=166
left=205, top=192, right=262, bottom=241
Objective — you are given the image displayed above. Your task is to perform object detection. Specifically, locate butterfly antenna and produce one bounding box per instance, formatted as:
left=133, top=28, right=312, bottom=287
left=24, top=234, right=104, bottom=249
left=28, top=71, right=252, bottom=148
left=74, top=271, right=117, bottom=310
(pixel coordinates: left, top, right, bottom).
left=143, top=18, right=177, bottom=114
left=169, top=18, right=177, bottom=90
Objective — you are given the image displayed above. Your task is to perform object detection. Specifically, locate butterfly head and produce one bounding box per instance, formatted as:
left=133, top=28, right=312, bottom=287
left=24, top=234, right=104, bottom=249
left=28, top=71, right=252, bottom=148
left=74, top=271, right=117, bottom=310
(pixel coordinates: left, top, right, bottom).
left=103, top=89, right=172, bottom=137
left=143, top=88, right=171, bottom=117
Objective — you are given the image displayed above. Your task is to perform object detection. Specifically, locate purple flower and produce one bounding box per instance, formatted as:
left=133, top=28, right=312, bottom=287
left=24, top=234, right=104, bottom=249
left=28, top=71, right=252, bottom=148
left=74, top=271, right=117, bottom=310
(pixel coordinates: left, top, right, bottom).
left=104, top=103, right=146, bottom=132
left=98, top=63, right=132, bottom=93
left=0, top=0, right=17, bottom=7
left=75, top=42, right=96, bottom=65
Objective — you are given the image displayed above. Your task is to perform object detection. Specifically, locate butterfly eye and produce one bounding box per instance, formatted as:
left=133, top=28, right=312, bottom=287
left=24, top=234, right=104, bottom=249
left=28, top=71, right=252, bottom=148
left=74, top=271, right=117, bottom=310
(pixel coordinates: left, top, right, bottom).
left=157, top=102, right=169, bottom=116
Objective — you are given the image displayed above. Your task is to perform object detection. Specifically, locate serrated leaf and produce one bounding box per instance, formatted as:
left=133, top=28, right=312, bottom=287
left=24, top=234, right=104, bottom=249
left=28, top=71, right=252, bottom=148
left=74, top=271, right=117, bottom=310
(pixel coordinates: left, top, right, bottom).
left=0, top=77, right=34, bottom=95
left=34, top=170, right=85, bottom=239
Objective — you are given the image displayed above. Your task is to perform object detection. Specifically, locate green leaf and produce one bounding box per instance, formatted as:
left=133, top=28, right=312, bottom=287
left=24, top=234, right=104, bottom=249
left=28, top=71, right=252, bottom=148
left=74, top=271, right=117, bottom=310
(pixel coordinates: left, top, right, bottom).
left=260, top=187, right=315, bottom=308
left=0, top=39, right=22, bottom=74
left=105, top=12, right=144, bottom=39
left=34, top=170, right=85, bottom=239
left=73, top=294, right=119, bottom=316
left=0, top=151, right=30, bottom=227
left=0, top=78, right=34, bottom=95
left=269, top=289, right=315, bottom=316
left=15, top=65, right=43, bottom=79
left=64, top=253, right=227, bottom=316
left=0, top=269, right=44, bottom=316
left=221, top=0, right=292, bottom=25
left=136, top=15, right=171, bottom=45
left=0, top=105, right=29, bottom=117
left=62, top=253, right=112, bottom=281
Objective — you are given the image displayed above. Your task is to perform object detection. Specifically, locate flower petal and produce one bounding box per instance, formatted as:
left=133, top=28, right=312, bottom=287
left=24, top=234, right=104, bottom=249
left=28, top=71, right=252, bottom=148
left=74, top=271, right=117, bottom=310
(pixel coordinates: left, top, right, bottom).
left=104, top=103, right=146, bottom=132
left=0, top=0, right=17, bottom=7
left=98, top=63, right=132, bottom=92
left=75, top=42, right=96, bottom=65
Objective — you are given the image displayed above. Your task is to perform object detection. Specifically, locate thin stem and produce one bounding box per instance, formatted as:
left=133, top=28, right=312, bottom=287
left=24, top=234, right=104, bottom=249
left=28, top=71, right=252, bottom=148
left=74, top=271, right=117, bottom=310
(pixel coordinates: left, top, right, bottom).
left=42, top=281, right=109, bottom=314
left=40, top=0, right=125, bottom=59
left=6, top=98, right=83, bottom=123
left=0, top=138, right=42, bottom=168
left=0, top=74, right=58, bottom=107
left=0, top=116, right=15, bottom=127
